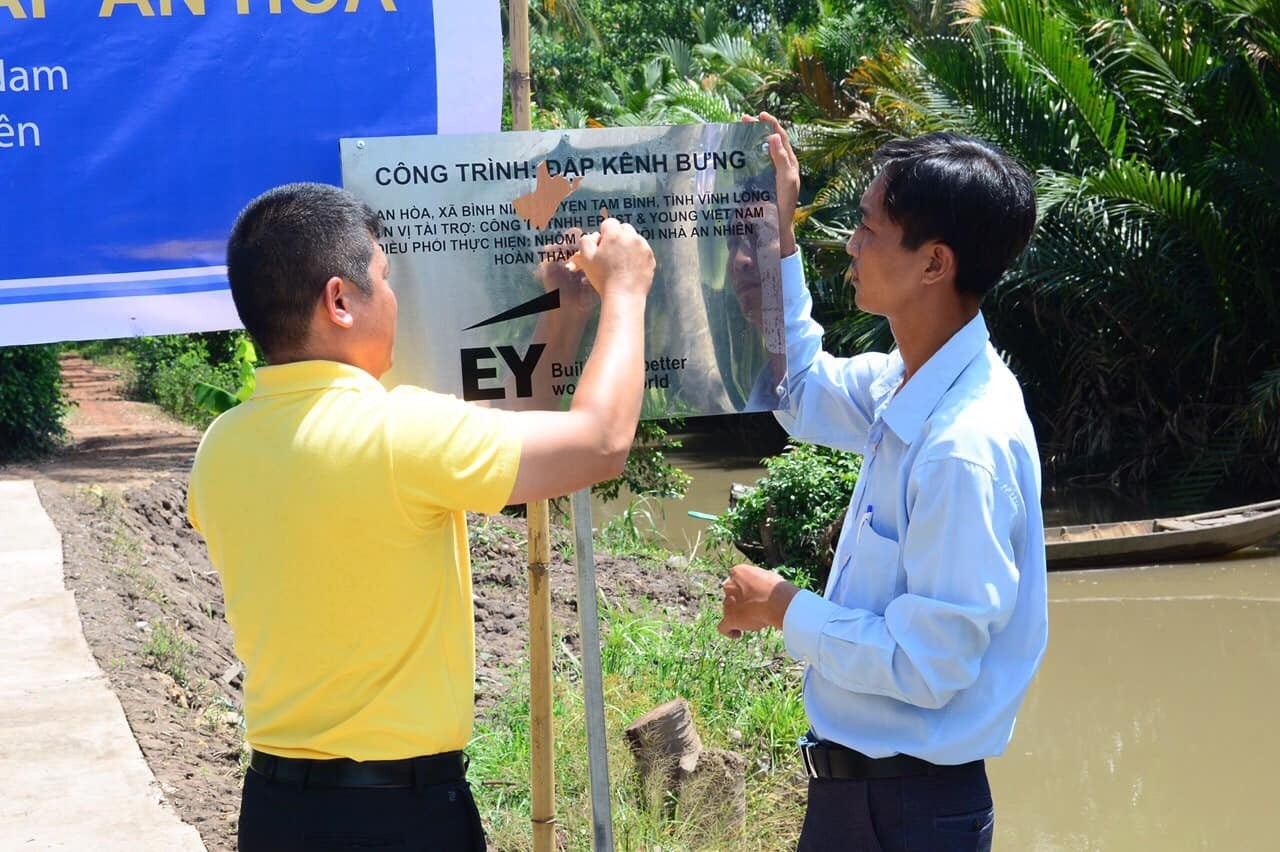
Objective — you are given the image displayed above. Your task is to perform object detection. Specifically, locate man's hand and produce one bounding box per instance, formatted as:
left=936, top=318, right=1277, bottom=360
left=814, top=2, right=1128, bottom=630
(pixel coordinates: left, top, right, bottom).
left=743, top=112, right=799, bottom=258
left=572, top=218, right=655, bottom=301
left=505, top=217, right=653, bottom=505
left=535, top=228, right=596, bottom=321
left=719, top=562, right=800, bottom=639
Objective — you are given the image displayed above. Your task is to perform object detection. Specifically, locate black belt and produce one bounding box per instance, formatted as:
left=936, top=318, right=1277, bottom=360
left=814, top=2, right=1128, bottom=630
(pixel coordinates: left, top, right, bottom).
left=249, top=750, right=468, bottom=789
left=799, top=735, right=978, bottom=780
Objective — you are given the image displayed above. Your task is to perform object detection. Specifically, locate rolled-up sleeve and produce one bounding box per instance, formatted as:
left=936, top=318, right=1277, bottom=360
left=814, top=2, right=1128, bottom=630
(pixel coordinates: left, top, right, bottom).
left=783, top=457, right=1022, bottom=709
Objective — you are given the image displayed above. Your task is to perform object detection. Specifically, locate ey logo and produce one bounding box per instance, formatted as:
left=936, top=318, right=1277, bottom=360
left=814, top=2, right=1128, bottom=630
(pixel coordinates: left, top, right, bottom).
left=459, top=288, right=561, bottom=401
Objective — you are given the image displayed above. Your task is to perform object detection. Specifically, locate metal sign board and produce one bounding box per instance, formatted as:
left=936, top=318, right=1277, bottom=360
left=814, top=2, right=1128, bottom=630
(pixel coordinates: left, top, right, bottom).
left=341, top=123, right=784, bottom=419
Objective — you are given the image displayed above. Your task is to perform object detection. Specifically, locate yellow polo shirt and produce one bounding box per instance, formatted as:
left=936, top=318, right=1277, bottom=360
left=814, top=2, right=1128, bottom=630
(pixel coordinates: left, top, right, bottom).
left=188, top=361, right=520, bottom=760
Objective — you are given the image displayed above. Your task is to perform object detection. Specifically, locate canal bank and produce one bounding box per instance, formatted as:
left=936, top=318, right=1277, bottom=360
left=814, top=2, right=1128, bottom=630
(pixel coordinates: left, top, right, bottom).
left=591, top=434, right=1280, bottom=850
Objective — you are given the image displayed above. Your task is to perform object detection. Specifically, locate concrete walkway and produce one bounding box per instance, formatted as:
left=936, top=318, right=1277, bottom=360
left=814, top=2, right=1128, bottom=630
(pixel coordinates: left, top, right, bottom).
left=0, top=479, right=205, bottom=851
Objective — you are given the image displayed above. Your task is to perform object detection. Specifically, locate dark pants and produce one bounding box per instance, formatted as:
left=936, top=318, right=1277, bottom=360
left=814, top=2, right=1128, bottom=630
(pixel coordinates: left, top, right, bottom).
left=797, top=760, right=993, bottom=852
left=238, top=765, right=487, bottom=851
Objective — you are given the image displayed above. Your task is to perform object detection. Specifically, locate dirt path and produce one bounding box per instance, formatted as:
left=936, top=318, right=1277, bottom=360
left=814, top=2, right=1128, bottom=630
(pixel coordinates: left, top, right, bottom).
left=35, top=356, right=205, bottom=488
left=2, top=355, right=716, bottom=851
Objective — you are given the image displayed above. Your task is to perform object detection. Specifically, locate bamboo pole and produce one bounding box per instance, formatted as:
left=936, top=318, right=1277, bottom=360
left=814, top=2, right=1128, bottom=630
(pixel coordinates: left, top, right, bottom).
left=509, top=0, right=532, bottom=134
left=527, top=498, right=555, bottom=851
left=510, top=7, right=552, bottom=847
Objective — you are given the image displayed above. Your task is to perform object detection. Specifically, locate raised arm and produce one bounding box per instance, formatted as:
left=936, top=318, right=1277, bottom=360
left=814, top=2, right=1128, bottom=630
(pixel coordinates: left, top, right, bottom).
left=506, top=218, right=654, bottom=504
left=749, top=112, right=880, bottom=450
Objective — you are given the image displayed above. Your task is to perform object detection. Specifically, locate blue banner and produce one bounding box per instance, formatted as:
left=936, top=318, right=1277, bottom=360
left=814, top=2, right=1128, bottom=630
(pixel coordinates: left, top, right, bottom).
left=0, top=0, right=500, bottom=345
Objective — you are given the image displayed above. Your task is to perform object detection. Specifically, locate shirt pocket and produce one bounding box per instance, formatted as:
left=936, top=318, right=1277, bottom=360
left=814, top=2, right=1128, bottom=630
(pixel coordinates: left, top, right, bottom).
left=845, top=523, right=902, bottom=615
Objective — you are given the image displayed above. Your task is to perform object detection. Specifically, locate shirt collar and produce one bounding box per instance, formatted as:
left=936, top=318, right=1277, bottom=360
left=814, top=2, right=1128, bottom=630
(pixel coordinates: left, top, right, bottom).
left=878, top=312, right=990, bottom=445
left=251, top=360, right=384, bottom=399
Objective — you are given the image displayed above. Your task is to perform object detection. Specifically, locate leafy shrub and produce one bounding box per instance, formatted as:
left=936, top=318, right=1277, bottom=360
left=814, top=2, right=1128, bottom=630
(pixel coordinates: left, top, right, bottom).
left=151, top=348, right=241, bottom=427
left=120, top=332, right=248, bottom=428
left=126, top=333, right=240, bottom=401
left=712, top=441, right=859, bottom=590
left=0, top=345, right=68, bottom=462
left=595, top=420, right=692, bottom=503
left=192, top=336, right=259, bottom=416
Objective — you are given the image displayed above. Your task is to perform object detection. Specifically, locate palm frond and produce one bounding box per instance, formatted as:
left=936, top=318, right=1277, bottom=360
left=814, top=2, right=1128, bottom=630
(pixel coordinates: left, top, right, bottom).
left=558, top=107, right=589, bottom=129
left=656, top=37, right=697, bottom=79
left=1037, top=160, right=1238, bottom=288
left=1220, top=0, right=1280, bottom=70
left=1087, top=15, right=1200, bottom=130
left=908, top=34, right=1087, bottom=169
left=788, top=34, right=843, bottom=117
left=656, top=80, right=736, bottom=124
left=1246, top=367, right=1280, bottom=433
left=962, top=0, right=1127, bottom=159
left=529, top=0, right=601, bottom=49
left=796, top=118, right=893, bottom=179
left=700, top=33, right=765, bottom=71
left=808, top=170, right=873, bottom=212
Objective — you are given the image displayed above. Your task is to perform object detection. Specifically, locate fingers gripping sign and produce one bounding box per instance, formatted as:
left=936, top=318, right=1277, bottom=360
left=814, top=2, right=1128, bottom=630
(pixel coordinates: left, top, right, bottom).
left=743, top=112, right=800, bottom=258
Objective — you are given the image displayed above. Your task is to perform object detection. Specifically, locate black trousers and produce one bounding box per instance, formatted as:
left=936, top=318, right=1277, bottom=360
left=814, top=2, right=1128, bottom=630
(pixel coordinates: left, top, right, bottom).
left=238, top=765, right=487, bottom=851
left=797, top=760, right=993, bottom=852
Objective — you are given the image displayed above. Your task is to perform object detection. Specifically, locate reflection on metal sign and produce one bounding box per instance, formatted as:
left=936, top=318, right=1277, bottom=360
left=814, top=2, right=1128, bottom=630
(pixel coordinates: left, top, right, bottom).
left=341, top=123, right=784, bottom=420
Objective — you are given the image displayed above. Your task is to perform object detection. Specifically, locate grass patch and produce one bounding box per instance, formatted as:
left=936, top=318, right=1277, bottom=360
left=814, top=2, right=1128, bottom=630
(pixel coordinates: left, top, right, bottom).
left=144, top=621, right=196, bottom=687
left=597, top=497, right=671, bottom=559
left=471, top=603, right=806, bottom=850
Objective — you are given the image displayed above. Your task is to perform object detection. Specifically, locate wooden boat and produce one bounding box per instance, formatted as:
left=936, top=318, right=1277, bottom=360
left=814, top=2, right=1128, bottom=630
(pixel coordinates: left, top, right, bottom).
left=1045, top=499, right=1280, bottom=570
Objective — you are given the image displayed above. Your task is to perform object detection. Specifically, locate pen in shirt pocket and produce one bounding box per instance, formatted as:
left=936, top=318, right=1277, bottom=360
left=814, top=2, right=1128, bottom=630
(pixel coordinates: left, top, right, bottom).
left=857, top=504, right=874, bottom=544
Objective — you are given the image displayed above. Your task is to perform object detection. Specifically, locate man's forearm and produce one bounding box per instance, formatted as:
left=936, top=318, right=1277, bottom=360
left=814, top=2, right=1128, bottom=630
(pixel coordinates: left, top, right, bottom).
left=569, top=290, right=648, bottom=454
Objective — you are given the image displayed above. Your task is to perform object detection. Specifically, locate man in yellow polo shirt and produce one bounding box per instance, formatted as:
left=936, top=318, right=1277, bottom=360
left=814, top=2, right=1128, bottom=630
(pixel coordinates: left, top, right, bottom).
left=187, top=182, right=654, bottom=851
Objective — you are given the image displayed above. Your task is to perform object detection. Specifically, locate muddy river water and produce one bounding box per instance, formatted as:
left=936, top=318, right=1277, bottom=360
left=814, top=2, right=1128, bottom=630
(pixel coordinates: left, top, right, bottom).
left=991, top=551, right=1280, bottom=851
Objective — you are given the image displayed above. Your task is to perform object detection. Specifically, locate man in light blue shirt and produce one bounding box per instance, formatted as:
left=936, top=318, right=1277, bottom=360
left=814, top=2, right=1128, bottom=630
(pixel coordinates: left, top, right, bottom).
left=719, top=116, right=1047, bottom=851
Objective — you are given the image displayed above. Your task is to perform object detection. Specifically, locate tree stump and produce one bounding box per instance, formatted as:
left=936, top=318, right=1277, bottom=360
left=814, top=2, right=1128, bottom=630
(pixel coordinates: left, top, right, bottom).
left=625, top=697, right=746, bottom=840
left=624, top=697, right=702, bottom=817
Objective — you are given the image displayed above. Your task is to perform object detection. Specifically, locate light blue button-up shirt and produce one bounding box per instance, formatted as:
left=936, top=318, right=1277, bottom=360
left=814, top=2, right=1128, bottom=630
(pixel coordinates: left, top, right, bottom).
left=774, top=253, right=1048, bottom=765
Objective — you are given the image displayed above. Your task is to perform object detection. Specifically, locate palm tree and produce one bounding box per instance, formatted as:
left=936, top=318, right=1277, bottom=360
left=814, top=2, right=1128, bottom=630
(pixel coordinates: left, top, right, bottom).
left=797, top=0, right=1280, bottom=504
left=587, top=6, right=778, bottom=124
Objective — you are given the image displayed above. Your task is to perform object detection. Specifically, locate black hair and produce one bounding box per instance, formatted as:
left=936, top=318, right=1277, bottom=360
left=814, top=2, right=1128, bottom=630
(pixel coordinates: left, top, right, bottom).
left=872, top=133, right=1036, bottom=296
left=225, top=182, right=380, bottom=357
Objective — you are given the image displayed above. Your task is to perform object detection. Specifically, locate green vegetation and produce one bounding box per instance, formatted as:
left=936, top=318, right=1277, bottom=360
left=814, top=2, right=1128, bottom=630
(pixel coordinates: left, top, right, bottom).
left=711, top=441, right=860, bottom=590
left=71, top=332, right=255, bottom=429
left=523, top=0, right=1279, bottom=508
left=130, top=332, right=256, bottom=427
left=471, top=603, right=806, bottom=851
left=597, top=496, right=669, bottom=557
left=596, top=420, right=693, bottom=505
left=192, top=335, right=259, bottom=416
left=792, top=0, right=1280, bottom=504
left=0, top=345, right=67, bottom=462
left=144, top=621, right=196, bottom=688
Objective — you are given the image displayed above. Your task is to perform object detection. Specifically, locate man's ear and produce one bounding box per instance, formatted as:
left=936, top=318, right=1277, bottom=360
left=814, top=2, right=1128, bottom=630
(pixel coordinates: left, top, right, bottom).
left=922, top=242, right=956, bottom=288
left=320, top=276, right=356, bottom=329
